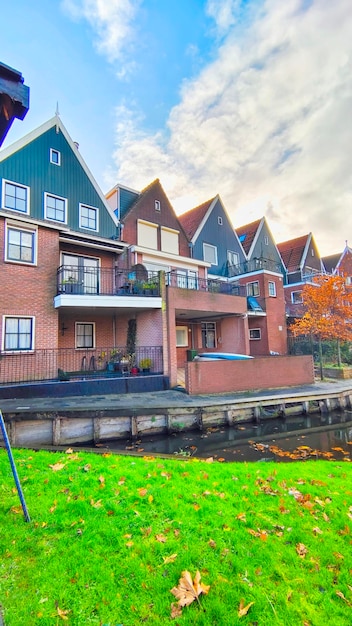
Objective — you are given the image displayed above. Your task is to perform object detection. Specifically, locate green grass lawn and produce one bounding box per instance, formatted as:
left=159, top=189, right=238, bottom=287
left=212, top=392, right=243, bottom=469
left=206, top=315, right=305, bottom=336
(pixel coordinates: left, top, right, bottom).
left=0, top=448, right=352, bottom=625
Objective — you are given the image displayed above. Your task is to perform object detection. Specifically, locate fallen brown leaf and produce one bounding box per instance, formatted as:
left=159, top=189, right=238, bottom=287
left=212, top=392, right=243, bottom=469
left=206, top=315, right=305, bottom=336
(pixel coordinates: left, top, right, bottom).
left=49, top=462, right=65, bottom=472
left=238, top=598, right=255, bottom=617
left=170, top=570, right=210, bottom=613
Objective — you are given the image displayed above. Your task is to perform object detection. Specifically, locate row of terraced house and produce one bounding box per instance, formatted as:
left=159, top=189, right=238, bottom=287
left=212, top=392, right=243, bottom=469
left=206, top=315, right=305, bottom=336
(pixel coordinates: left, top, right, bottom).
left=1, top=114, right=351, bottom=391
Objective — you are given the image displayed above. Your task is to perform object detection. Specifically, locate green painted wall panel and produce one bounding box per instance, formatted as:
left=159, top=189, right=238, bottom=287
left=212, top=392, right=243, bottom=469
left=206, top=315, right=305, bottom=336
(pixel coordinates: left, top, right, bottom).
left=0, top=126, right=117, bottom=239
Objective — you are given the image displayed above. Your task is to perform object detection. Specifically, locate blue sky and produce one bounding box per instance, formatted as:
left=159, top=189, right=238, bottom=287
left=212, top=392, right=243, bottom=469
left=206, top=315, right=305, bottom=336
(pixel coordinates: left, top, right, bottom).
left=2, top=0, right=352, bottom=256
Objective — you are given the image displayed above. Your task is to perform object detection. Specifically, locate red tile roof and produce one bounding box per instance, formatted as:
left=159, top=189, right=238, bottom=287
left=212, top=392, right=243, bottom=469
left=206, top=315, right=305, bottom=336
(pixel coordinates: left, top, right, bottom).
left=178, top=198, right=215, bottom=240
left=235, top=219, right=262, bottom=255
left=277, top=234, right=309, bottom=272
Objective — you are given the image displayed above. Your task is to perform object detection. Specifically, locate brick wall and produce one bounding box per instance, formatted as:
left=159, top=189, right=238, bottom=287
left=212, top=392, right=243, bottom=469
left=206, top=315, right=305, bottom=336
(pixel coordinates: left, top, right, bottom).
left=186, top=355, right=314, bottom=395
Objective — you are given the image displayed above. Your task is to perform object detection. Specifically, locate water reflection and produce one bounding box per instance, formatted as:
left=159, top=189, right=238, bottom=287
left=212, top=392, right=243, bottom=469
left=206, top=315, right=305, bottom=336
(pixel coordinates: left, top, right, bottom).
left=102, top=410, right=352, bottom=463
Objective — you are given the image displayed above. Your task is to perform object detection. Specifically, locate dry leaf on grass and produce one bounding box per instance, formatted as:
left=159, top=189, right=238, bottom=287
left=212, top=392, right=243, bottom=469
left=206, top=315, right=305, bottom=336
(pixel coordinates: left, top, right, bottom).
left=238, top=598, right=255, bottom=617
left=296, top=543, right=308, bottom=558
left=162, top=553, right=178, bottom=565
left=49, top=462, right=65, bottom=472
left=170, top=570, right=210, bottom=616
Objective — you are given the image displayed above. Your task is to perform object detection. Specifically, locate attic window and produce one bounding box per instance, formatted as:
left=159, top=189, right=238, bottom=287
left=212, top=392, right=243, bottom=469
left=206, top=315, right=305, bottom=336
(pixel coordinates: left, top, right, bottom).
left=264, top=236, right=269, bottom=245
left=218, top=216, right=223, bottom=225
left=311, top=249, right=315, bottom=256
left=155, top=200, right=161, bottom=211
left=50, top=149, right=61, bottom=166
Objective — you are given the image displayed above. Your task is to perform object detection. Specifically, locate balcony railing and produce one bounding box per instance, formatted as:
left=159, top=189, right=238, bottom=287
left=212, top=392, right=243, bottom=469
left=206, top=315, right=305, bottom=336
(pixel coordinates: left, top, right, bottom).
left=57, top=266, right=160, bottom=297
left=227, top=257, right=283, bottom=278
left=165, top=271, right=246, bottom=297
left=0, top=346, right=163, bottom=385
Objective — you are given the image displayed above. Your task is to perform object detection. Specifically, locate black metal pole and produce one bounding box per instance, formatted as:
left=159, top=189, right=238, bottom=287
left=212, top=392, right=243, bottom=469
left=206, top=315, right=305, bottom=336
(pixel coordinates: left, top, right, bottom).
left=0, top=410, right=30, bottom=523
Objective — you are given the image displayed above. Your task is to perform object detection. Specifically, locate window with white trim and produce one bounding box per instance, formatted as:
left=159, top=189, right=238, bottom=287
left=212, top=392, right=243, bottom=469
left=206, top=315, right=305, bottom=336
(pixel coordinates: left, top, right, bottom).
left=5, top=224, right=36, bottom=264
left=203, top=243, right=218, bottom=265
left=2, top=180, right=30, bottom=214
left=75, top=322, right=95, bottom=349
left=161, top=227, right=179, bottom=254
left=201, top=321, right=217, bottom=349
left=176, top=326, right=188, bottom=347
left=264, top=235, right=269, bottom=245
left=44, top=192, right=67, bottom=223
left=50, top=148, right=61, bottom=166
left=188, top=270, right=197, bottom=289
left=268, top=281, right=276, bottom=297
left=155, top=200, right=161, bottom=211
left=137, top=220, right=158, bottom=249
left=247, top=281, right=260, bottom=297
left=227, top=250, right=239, bottom=266
left=79, top=204, right=99, bottom=231
left=291, top=291, right=303, bottom=304
left=3, top=316, right=34, bottom=351
left=249, top=328, right=261, bottom=340
left=218, top=216, right=223, bottom=225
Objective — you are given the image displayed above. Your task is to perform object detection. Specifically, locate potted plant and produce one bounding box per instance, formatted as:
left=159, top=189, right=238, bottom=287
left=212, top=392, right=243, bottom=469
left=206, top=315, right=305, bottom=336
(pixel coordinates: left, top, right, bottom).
left=62, top=276, right=81, bottom=294
left=107, top=348, right=121, bottom=372
left=139, top=357, right=152, bottom=373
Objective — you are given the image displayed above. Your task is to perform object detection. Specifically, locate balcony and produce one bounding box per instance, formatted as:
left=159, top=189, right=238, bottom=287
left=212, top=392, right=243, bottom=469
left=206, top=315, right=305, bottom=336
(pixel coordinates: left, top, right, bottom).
left=227, top=257, right=283, bottom=278
left=165, top=271, right=246, bottom=297
left=57, top=266, right=161, bottom=297
left=54, top=266, right=162, bottom=311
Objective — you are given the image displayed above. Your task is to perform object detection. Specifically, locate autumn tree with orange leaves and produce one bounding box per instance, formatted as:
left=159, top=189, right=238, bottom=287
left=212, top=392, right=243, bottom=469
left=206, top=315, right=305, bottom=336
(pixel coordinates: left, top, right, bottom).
left=289, top=274, right=352, bottom=378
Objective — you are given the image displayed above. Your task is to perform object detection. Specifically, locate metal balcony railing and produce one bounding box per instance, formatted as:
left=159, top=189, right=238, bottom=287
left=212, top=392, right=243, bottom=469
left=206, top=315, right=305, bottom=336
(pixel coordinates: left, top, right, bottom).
left=227, top=257, right=283, bottom=278
left=0, top=346, right=163, bottom=385
left=57, top=266, right=160, bottom=297
left=165, top=271, right=246, bottom=297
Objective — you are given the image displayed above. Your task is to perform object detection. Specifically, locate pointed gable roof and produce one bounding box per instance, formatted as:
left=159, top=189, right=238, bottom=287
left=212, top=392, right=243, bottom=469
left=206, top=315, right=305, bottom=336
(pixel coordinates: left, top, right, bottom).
left=178, top=197, right=216, bottom=241
left=322, top=253, right=341, bottom=274
left=235, top=218, right=262, bottom=256
left=277, top=234, right=310, bottom=273
left=0, top=114, right=118, bottom=227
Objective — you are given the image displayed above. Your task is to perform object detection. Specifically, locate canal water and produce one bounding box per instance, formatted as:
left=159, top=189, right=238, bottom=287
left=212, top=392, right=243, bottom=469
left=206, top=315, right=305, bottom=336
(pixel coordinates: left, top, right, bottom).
left=99, top=410, right=352, bottom=463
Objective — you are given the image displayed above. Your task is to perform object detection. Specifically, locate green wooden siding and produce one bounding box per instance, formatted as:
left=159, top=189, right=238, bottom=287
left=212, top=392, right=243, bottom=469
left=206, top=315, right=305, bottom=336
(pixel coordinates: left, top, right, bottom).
left=0, top=125, right=117, bottom=238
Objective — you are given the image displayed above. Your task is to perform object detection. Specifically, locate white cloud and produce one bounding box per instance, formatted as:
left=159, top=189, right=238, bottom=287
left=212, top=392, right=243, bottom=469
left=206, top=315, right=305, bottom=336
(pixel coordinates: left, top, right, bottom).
left=205, top=0, right=240, bottom=35
left=61, top=0, right=140, bottom=62
left=110, top=0, right=352, bottom=255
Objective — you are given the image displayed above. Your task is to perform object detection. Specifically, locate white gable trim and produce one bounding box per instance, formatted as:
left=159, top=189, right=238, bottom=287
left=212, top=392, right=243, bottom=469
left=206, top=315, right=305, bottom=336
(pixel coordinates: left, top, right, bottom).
left=0, top=115, right=119, bottom=228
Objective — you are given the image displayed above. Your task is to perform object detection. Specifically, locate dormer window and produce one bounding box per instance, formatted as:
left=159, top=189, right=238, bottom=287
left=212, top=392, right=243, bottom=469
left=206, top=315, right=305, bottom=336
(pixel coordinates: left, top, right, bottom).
left=155, top=200, right=161, bottom=211
left=50, top=148, right=61, bottom=166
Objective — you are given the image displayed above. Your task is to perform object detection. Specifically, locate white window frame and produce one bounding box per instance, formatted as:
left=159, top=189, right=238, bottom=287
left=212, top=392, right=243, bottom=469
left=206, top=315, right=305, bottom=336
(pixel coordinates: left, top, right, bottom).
left=203, top=243, right=218, bottom=265
left=264, top=235, right=269, bottom=245
left=44, top=192, right=67, bottom=224
left=188, top=270, right=198, bottom=290
left=227, top=250, right=239, bottom=266
left=176, top=326, right=188, bottom=347
left=155, top=200, right=161, bottom=211
left=50, top=148, right=61, bottom=166
left=218, top=216, right=223, bottom=225
left=5, top=222, right=37, bottom=265
left=79, top=203, right=99, bottom=232
left=268, top=281, right=276, bottom=297
left=249, top=328, right=261, bottom=340
left=160, top=226, right=179, bottom=254
left=2, top=315, right=35, bottom=352
left=246, top=281, right=260, bottom=297
left=75, top=322, right=95, bottom=349
left=291, top=291, right=303, bottom=304
left=201, top=321, right=217, bottom=349
left=2, top=179, right=30, bottom=214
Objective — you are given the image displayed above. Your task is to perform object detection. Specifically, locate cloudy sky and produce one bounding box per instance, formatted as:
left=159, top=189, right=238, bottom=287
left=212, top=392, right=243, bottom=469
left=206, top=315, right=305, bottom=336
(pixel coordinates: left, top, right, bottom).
left=2, top=0, right=351, bottom=256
